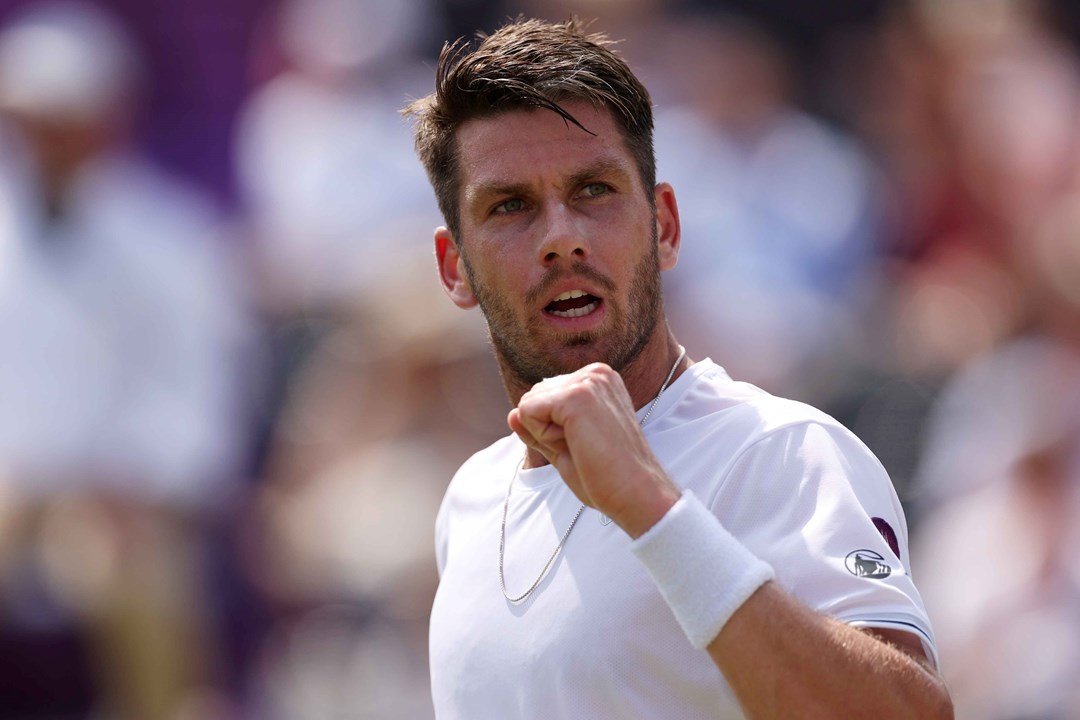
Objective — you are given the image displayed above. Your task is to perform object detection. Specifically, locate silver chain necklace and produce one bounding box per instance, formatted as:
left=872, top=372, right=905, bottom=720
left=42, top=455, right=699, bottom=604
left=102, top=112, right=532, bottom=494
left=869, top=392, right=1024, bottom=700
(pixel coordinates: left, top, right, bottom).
left=499, top=346, right=687, bottom=604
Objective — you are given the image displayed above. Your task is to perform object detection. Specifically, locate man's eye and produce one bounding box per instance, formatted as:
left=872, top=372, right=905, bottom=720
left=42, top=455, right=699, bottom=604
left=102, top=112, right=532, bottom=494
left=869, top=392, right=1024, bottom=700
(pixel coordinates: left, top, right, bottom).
left=582, top=183, right=610, bottom=198
left=494, top=198, right=525, bottom=214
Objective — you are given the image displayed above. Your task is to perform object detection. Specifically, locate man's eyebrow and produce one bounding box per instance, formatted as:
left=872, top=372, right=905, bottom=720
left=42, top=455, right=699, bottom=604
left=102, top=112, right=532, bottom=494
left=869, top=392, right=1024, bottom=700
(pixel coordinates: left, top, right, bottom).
left=567, top=159, right=631, bottom=188
left=467, top=181, right=532, bottom=205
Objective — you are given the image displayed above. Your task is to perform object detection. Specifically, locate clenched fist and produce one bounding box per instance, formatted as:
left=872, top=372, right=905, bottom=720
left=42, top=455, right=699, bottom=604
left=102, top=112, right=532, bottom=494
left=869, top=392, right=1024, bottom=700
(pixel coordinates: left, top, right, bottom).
left=507, top=363, right=682, bottom=538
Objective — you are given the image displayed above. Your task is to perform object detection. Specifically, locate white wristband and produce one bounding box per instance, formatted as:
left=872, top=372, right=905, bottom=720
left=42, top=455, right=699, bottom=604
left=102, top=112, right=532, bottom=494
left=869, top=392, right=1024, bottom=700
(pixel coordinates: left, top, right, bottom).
left=630, top=490, right=774, bottom=649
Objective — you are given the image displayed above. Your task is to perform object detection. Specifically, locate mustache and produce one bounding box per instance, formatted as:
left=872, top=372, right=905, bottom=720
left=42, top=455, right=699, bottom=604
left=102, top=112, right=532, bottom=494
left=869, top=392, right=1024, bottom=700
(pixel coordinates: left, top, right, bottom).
left=524, top=262, right=617, bottom=306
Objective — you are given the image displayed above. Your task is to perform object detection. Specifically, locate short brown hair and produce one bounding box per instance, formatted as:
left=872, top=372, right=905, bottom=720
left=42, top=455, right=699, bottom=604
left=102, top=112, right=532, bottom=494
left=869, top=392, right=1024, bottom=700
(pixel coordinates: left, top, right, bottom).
left=403, top=17, right=656, bottom=237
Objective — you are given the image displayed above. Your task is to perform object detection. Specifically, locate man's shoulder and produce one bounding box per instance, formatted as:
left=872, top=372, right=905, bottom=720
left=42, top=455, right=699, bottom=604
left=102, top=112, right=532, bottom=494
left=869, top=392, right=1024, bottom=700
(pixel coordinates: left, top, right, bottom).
left=668, top=359, right=847, bottom=441
left=459, top=432, right=520, bottom=468
left=654, top=360, right=882, bottom=494
left=443, top=433, right=521, bottom=498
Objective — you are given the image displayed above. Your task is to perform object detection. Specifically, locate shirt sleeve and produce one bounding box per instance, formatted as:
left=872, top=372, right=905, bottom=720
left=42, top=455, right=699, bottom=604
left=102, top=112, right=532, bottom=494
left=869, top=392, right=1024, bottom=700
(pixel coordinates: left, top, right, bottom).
left=707, top=420, right=939, bottom=668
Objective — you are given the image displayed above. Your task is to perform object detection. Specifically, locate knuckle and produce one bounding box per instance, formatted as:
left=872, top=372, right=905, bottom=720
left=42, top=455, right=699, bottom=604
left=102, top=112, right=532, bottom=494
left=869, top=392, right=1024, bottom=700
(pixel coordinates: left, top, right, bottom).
left=565, top=382, right=591, bottom=403
left=583, top=362, right=614, bottom=378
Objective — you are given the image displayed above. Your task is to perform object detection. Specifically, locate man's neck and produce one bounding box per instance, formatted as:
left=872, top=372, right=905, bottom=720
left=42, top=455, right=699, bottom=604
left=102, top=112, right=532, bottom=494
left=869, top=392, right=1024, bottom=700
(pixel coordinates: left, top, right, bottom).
left=503, top=329, right=691, bottom=468
left=617, top=333, right=690, bottom=413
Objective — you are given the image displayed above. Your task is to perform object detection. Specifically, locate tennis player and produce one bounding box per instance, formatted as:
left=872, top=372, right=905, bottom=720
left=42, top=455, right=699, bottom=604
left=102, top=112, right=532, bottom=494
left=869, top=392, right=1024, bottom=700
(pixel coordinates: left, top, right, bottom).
left=405, top=17, right=953, bottom=719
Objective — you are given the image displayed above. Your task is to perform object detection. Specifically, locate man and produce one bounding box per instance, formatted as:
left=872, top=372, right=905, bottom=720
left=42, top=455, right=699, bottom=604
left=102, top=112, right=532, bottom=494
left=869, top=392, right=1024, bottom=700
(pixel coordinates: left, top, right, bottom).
left=0, top=3, right=253, bottom=717
left=405, top=17, right=953, bottom=719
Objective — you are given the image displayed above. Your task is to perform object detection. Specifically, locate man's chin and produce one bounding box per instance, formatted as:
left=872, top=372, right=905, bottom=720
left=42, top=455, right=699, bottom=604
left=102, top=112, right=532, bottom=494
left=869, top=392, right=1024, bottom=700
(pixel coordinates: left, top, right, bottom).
left=538, top=342, right=611, bottom=375
left=500, top=346, right=597, bottom=386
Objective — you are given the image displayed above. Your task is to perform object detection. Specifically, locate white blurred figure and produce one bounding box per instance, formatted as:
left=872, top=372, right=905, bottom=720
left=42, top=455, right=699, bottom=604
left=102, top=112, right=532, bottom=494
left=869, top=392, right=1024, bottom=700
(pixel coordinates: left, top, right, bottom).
left=0, top=0, right=251, bottom=512
left=0, top=3, right=255, bottom=718
left=911, top=339, right=1080, bottom=720
left=235, top=0, right=443, bottom=315
left=653, top=13, right=884, bottom=404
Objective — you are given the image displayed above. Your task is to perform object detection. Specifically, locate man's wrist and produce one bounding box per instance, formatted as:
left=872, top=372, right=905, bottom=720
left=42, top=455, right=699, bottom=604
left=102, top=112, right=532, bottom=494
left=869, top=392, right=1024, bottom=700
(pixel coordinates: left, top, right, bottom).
left=609, top=472, right=683, bottom=539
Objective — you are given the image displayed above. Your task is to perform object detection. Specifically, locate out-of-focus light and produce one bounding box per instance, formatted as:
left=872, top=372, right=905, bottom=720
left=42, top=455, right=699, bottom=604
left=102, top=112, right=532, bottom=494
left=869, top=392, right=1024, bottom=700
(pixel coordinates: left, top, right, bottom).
left=1033, top=198, right=1080, bottom=311
left=278, top=0, right=425, bottom=75
left=0, top=1, right=138, bottom=122
left=894, top=250, right=1023, bottom=376
left=36, top=494, right=121, bottom=614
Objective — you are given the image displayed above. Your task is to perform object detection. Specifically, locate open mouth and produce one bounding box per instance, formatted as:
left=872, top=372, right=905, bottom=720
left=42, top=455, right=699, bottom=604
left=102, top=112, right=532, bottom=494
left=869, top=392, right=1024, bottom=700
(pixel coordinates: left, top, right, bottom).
left=544, top=289, right=602, bottom=318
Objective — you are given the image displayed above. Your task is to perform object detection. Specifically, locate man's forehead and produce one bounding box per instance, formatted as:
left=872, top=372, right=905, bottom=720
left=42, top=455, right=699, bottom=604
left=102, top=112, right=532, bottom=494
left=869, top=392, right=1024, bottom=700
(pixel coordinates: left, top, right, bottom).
left=455, top=102, right=635, bottom=188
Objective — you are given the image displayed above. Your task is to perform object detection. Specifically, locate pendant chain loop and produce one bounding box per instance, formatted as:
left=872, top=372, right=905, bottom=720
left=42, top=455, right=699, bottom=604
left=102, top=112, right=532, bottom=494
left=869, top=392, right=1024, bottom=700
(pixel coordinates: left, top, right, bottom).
left=499, top=346, right=686, bottom=603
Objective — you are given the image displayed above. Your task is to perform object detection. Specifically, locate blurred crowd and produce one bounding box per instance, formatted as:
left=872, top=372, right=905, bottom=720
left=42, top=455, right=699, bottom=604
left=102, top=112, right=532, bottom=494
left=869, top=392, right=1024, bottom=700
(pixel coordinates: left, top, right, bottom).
left=0, top=0, right=1077, bottom=718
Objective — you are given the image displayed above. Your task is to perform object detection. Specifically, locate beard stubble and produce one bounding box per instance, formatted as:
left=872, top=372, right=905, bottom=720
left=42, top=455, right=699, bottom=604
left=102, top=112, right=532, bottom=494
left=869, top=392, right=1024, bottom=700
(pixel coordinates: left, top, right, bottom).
left=462, top=237, right=663, bottom=389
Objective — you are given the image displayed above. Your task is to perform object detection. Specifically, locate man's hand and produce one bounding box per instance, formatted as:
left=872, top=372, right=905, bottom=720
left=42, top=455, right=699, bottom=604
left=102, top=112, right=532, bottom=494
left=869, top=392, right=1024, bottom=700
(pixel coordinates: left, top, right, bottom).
left=507, top=363, right=681, bottom=538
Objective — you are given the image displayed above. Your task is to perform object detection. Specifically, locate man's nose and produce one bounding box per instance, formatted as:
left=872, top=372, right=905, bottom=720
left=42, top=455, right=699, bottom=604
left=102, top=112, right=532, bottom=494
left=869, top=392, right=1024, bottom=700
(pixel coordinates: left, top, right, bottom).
left=537, top=203, right=589, bottom=265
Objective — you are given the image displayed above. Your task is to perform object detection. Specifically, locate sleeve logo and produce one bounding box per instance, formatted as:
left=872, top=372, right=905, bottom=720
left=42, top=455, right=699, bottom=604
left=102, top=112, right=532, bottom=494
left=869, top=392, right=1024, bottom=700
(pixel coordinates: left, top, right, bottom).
left=844, top=549, right=893, bottom=579
left=871, top=517, right=900, bottom=559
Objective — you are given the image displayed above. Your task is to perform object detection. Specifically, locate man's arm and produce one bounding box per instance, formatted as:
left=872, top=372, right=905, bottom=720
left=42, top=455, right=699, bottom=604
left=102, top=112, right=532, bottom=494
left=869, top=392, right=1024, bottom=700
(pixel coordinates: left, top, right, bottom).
left=510, top=362, right=953, bottom=720
left=711, top=583, right=951, bottom=719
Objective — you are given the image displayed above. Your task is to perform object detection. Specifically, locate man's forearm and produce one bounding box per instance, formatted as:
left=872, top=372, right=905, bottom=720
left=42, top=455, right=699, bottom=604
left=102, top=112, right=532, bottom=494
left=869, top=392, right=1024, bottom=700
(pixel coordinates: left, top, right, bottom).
left=710, top=582, right=953, bottom=720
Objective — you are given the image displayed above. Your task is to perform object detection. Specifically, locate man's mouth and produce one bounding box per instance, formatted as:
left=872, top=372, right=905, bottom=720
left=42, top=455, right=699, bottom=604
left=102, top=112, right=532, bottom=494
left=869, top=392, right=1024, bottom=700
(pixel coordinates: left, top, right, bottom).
left=544, top=289, right=602, bottom=318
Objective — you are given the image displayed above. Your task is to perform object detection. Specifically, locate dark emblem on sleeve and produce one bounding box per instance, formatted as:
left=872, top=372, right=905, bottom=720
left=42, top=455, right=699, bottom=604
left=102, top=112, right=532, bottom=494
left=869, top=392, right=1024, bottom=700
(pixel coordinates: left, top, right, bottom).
left=845, top=549, right=893, bottom=579
left=871, top=517, right=900, bottom=559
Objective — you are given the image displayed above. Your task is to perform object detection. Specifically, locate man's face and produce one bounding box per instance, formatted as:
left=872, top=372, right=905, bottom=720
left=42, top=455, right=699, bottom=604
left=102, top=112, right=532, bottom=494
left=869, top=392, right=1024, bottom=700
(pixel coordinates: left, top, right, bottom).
left=436, top=101, right=679, bottom=388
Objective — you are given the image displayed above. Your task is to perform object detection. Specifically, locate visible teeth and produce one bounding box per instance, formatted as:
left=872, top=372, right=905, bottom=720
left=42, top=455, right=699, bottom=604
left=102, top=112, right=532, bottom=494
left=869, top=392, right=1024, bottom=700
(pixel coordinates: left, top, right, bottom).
left=551, top=289, right=587, bottom=302
left=550, top=301, right=599, bottom=318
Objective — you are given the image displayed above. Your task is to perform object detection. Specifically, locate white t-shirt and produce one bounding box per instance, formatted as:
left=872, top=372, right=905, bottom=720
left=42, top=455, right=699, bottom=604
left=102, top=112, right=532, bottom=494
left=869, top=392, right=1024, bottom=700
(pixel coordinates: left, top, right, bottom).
left=430, top=360, right=937, bottom=719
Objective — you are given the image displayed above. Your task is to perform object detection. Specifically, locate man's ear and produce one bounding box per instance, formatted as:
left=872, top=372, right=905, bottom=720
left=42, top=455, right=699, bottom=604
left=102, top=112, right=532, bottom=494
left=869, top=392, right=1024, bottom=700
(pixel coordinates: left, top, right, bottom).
left=435, top=227, right=478, bottom=308
left=654, top=182, right=682, bottom=271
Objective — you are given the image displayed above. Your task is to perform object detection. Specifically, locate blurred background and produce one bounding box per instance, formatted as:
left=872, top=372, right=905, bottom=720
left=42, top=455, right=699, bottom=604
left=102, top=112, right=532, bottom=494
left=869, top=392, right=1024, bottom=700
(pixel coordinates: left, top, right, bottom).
left=0, top=0, right=1077, bottom=718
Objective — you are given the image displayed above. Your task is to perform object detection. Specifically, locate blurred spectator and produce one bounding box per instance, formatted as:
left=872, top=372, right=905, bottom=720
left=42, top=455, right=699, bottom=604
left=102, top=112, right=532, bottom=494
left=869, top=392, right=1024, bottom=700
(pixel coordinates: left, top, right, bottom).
left=912, top=294, right=1080, bottom=720
left=827, top=0, right=1080, bottom=495
left=900, top=3, right=1080, bottom=718
left=651, top=10, right=885, bottom=405
left=234, top=0, right=442, bottom=317
left=248, top=256, right=505, bottom=720
left=231, top=1, right=503, bottom=717
left=864, top=1, right=1079, bottom=381
left=0, top=2, right=256, bottom=718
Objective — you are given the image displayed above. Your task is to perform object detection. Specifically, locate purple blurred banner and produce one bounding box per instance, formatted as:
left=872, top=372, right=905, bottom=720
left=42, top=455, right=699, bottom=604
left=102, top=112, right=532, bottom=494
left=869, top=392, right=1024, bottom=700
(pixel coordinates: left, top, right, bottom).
left=0, top=0, right=266, bottom=206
